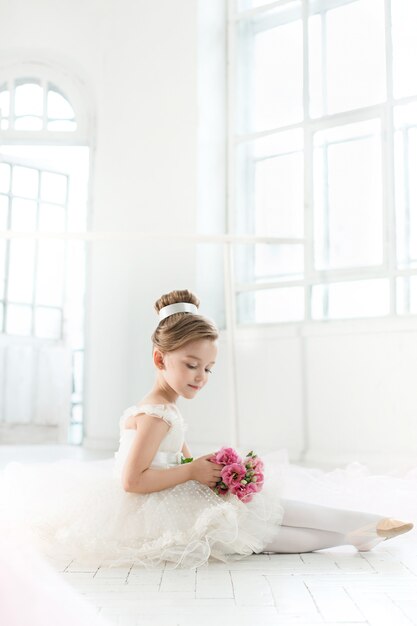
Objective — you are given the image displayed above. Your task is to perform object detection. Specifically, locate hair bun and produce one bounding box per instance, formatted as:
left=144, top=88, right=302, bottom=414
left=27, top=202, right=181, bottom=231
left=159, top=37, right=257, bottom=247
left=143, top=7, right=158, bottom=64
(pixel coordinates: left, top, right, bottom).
left=151, top=289, right=217, bottom=351
left=154, top=289, right=200, bottom=315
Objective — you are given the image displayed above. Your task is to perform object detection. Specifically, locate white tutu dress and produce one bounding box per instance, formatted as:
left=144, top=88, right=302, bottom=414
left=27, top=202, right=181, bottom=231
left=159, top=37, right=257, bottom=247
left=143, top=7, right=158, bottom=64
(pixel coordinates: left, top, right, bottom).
left=0, top=403, right=285, bottom=569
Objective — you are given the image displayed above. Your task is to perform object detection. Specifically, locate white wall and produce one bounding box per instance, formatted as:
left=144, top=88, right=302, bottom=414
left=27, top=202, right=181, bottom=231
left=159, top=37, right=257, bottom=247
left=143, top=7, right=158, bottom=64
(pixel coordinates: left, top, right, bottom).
left=1, top=0, right=417, bottom=469
left=226, top=318, right=417, bottom=468
left=0, top=0, right=227, bottom=449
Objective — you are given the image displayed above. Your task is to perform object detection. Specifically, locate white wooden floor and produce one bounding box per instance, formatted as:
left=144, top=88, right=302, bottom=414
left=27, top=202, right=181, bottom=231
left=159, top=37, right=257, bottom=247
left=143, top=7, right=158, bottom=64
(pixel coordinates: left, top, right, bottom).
left=44, top=535, right=417, bottom=626
left=3, top=446, right=417, bottom=625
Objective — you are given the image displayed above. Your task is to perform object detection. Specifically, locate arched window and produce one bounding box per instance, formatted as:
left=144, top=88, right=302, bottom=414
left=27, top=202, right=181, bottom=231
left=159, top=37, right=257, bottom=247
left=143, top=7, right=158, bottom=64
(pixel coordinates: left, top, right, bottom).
left=0, top=63, right=91, bottom=445
left=0, top=79, right=76, bottom=131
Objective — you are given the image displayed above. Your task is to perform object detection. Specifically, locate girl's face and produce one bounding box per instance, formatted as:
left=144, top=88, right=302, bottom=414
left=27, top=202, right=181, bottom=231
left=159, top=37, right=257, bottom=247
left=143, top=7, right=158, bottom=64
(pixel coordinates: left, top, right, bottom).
left=156, top=339, right=217, bottom=400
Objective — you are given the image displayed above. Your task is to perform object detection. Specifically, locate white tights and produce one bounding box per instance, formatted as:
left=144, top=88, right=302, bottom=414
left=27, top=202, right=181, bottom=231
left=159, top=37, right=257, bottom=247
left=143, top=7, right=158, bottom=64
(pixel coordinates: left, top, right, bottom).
left=262, top=498, right=384, bottom=553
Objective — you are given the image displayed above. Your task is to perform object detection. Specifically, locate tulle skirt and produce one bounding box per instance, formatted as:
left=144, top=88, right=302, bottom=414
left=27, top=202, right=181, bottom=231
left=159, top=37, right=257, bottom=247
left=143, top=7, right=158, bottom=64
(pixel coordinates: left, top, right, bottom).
left=279, top=455, right=417, bottom=533
left=2, top=450, right=416, bottom=571
left=0, top=454, right=285, bottom=570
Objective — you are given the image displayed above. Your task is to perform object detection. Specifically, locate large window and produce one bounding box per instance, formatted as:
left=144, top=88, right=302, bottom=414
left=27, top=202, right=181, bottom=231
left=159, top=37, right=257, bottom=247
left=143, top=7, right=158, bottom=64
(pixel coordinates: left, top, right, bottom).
left=230, top=0, right=417, bottom=323
left=0, top=67, right=89, bottom=444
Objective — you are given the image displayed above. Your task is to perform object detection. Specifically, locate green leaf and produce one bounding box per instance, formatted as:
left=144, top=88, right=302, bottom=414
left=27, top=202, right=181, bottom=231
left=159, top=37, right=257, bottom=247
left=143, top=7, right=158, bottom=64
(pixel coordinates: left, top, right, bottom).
left=181, top=457, right=194, bottom=464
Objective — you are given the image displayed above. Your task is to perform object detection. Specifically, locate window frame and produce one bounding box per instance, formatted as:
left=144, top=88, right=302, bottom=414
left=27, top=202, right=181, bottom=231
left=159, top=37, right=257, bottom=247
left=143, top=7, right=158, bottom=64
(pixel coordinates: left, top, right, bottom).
left=228, top=0, right=417, bottom=325
left=0, top=60, right=92, bottom=444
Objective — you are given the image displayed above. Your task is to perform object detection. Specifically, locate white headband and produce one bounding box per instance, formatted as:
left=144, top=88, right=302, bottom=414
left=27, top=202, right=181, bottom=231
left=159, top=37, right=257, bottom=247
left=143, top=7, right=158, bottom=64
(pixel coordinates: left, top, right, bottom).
left=158, top=302, right=198, bottom=322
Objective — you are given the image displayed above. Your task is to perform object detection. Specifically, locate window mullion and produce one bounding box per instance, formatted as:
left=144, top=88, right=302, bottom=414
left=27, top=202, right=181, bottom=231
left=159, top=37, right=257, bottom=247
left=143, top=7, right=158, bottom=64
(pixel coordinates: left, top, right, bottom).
left=227, top=0, right=237, bottom=237
left=3, top=179, right=12, bottom=333
left=403, top=129, right=410, bottom=313
left=322, top=9, right=328, bottom=117
left=237, top=102, right=386, bottom=144
left=61, top=175, right=70, bottom=341
left=9, top=81, right=15, bottom=130
left=383, top=0, right=397, bottom=316
left=42, top=79, right=48, bottom=130
left=30, top=168, right=42, bottom=337
left=303, top=0, right=313, bottom=321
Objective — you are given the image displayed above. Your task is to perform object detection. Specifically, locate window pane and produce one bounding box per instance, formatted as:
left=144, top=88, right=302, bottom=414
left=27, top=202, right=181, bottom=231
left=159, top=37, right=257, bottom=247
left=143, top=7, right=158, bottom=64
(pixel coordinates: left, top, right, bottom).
left=14, top=115, right=43, bottom=130
left=14, top=116, right=43, bottom=131
left=68, top=422, right=83, bottom=445
left=314, top=120, right=383, bottom=270
left=235, top=243, right=304, bottom=284
left=0, top=239, right=6, bottom=298
left=0, top=194, right=9, bottom=228
left=0, top=163, right=11, bottom=193
left=71, top=404, right=83, bottom=424
left=392, top=0, right=417, bottom=99
left=38, top=203, right=66, bottom=232
left=7, top=240, right=35, bottom=303
left=308, top=13, right=323, bottom=118
left=236, top=128, right=304, bottom=236
left=47, top=120, right=77, bottom=132
left=310, top=0, right=386, bottom=116
left=11, top=198, right=37, bottom=231
left=47, top=89, right=74, bottom=119
left=72, top=350, right=84, bottom=402
left=312, top=279, right=389, bottom=320
left=394, top=103, right=417, bottom=269
left=238, top=287, right=304, bottom=323
left=238, top=0, right=274, bottom=9
left=251, top=9, right=303, bottom=131
left=34, top=307, right=62, bottom=339
left=0, top=87, right=10, bottom=118
left=36, top=240, right=65, bottom=307
left=40, top=171, right=67, bottom=205
left=12, top=166, right=39, bottom=199
left=6, top=304, right=32, bottom=335
left=66, top=241, right=86, bottom=349
left=397, top=276, right=417, bottom=315
left=14, top=82, right=43, bottom=117
left=255, top=151, right=304, bottom=238
left=255, top=244, right=303, bottom=280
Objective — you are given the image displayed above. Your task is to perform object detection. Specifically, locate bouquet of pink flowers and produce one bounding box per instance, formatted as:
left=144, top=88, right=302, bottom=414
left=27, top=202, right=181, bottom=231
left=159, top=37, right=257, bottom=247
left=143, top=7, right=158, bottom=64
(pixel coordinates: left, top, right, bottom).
left=209, top=447, right=264, bottom=503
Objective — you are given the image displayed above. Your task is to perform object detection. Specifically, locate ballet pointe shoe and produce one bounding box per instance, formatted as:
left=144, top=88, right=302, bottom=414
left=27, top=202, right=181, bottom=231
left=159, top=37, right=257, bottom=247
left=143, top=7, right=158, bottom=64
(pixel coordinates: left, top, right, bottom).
left=376, top=518, right=414, bottom=540
left=347, top=518, right=414, bottom=552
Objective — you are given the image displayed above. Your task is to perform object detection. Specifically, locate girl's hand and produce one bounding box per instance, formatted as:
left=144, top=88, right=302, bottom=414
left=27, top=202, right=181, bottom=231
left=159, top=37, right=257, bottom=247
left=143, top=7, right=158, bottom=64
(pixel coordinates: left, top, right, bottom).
left=188, top=453, right=223, bottom=488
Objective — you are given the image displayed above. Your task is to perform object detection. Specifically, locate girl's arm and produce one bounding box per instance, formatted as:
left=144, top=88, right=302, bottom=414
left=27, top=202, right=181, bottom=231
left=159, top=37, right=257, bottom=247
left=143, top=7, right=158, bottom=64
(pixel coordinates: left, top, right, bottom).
left=121, top=414, right=193, bottom=494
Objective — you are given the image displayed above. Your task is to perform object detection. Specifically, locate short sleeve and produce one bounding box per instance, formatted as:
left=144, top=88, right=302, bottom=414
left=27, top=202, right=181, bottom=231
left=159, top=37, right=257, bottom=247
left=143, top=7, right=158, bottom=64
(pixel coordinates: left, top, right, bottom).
left=133, top=404, right=175, bottom=428
left=119, top=406, right=142, bottom=430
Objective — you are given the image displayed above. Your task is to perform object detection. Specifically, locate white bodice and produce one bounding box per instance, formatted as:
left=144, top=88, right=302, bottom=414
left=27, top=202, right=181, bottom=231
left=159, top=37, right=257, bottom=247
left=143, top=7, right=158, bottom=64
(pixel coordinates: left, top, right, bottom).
left=113, top=403, right=188, bottom=476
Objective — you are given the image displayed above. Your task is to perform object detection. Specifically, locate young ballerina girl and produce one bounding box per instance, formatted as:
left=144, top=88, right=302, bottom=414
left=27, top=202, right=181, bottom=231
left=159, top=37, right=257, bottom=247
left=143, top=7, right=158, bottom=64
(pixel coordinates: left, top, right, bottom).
left=0, top=288, right=413, bottom=569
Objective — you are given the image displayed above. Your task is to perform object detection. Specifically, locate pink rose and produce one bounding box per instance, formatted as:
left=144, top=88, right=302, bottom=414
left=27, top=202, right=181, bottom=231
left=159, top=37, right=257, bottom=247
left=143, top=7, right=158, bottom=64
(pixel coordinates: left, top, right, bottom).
left=212, top=447, right=242, bottom=465
left=245, top=456, right=264, bottom=472
left=221, top=462, right=246, bottom=487
left=230, top=482, right=257, bottom=502
left=252, top=471, right=264, bottom=485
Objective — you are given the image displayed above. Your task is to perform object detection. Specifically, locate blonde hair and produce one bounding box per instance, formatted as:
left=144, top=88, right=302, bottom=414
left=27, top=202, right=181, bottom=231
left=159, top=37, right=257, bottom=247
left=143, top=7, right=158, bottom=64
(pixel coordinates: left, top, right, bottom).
left=151, top=289, right=218, bottom=352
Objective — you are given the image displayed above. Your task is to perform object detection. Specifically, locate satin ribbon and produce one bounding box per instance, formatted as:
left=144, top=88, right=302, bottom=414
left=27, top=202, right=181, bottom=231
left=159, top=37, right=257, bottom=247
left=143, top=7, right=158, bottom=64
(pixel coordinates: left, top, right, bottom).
left=151, top=450, right=184, bottom=467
